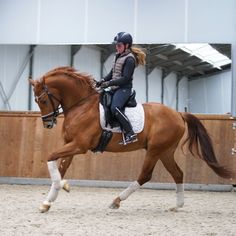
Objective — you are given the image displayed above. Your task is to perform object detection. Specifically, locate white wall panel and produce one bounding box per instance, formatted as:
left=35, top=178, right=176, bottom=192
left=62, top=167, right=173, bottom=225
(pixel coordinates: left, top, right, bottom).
left=133, top=66, right=146, bottom=103
left=188, top=0, right=236, bottom=42
left=103, top=53, right=114, bottom=77
left=148, top=68, right=162, bottom=102
left=222, top=71, right=232, bottom=114
left=40, top=0, right=86, bottom=43
left=0, top=0, right=38, bottom=43
left=136, top=0, right=186, bottom=43
left=0, top=0, right=235, bottom=44
left=178, top=76, right=188, bottom=112
left=0, top=45, right=29, bottom=110
left=86, top=0, right=135, bottom=43
left=189, top=71, right=231, bottom=114
left=205, top=76, right=223, bottom=113
left=189, top=79, right=207, bottom=113
left=31, top=45, right=70, bottom=110
left=33, top=45, right=70, bottom=78
left=73, top=46, right=101, bottom=80
left=163, top=73, right=177, bottom=109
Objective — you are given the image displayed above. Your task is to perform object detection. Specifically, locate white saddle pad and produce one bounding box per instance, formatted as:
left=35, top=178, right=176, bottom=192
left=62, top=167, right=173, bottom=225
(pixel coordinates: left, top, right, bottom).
left=99, top=103, right=145, bottom=133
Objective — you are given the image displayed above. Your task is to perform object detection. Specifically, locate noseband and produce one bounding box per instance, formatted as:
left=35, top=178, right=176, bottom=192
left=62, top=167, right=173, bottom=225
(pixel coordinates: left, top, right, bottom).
left=35, top=85, right=62, bottom=123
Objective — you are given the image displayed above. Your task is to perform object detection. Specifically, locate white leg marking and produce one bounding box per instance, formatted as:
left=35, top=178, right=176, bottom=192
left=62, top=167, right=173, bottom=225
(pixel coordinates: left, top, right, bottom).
left=176, top=183, right=184, bottom=207
left=46, top=161, right=62, bottom=203
left=119, top=181, right=141, bottom=201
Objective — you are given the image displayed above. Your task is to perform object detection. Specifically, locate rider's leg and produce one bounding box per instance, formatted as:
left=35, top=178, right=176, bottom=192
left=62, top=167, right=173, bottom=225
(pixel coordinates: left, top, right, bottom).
left=114, top=107, right=137, bottom=143
left=110, top=88, right=137, bottom=144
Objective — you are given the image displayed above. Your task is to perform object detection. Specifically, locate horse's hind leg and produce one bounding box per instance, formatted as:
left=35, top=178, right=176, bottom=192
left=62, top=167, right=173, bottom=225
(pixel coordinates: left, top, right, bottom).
left=110, top=149, right=159, bottom=209
left=160, top=153, right=184, bottom=210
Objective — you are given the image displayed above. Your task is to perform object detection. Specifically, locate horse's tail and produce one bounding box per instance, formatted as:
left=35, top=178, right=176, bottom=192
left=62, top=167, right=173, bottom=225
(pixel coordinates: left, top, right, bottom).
left=181, top=112, right=235, bottom=179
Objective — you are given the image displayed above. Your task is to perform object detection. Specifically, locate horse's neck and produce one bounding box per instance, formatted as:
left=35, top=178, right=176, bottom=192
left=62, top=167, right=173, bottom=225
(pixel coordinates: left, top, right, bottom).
left=48, top=76, right=96, bottom=112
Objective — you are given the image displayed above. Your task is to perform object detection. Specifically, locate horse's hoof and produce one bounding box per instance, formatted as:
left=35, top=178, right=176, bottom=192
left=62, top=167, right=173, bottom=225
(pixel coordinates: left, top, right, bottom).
left=109, top=198, right=121, bottom=209
left=169, top=204, right=184, bottom=212
left=109, top=202, right=120, bottom=209
left=177, top=202, right=184, bottom=208
left=61, top=180, right=70, bottom=193
left=39, top=202, right=51, bottom=213
left=176, top=192, right=184, bottom=208
left=169, top=207, right=179, bottom=212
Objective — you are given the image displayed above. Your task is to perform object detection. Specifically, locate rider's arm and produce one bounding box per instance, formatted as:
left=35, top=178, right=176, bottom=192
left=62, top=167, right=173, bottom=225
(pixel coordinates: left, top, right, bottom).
left=108, top=57, right=135, bottom=86
left=103, top=69, right=113, bottom=81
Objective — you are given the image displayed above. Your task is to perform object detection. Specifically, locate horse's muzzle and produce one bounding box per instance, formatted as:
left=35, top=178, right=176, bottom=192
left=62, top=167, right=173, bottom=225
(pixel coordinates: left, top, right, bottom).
left=43, top=118, right=57, bottom=129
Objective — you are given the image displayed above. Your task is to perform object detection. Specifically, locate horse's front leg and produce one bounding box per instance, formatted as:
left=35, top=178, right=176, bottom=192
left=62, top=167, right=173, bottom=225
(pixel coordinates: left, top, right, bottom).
left=39, top=142, right=81, bottom=213
left=59, top=156, right=74, bottom=178
left=58, top=156, right=74, bottom=193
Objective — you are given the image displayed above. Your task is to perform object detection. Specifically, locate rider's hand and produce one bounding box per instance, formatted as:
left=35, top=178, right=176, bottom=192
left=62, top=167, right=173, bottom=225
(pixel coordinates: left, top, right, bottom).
left=96, top=79, right=105, bottom=87
left=100, top=81, right=110, bottom=88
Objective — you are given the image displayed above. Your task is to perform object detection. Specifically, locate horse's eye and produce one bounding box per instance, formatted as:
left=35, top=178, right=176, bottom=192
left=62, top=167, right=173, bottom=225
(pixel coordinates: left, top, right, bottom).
left=41, top=99, right=47, bottom=105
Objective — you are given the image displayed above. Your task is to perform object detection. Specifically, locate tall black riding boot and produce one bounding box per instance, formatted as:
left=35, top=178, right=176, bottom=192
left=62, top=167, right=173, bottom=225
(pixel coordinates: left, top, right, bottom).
left=114, top=107, right=138, bottom=144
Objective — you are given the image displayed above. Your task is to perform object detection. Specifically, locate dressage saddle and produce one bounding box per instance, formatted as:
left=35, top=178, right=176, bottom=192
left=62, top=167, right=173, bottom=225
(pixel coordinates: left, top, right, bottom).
left=100, top=89, right=137, bottom=128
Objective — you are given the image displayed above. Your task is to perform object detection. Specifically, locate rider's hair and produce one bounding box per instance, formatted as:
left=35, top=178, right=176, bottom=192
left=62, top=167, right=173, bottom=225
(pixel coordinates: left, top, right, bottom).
left=130, top=46, right=146, bottom=66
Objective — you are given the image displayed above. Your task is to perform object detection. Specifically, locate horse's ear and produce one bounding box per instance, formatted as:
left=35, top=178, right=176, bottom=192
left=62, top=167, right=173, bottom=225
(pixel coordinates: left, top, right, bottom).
left=29, top=78, right=35, bottom=87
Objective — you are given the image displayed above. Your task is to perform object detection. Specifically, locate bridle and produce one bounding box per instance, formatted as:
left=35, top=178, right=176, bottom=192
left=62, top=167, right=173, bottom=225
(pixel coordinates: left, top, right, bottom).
left=35, top=83, right=99, bottom=127
left=35, top=85, right=62, bottom=126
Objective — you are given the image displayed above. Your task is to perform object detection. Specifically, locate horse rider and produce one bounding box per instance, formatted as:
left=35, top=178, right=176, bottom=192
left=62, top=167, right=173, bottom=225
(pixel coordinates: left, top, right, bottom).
left=97, top=32, right=146, bottom=144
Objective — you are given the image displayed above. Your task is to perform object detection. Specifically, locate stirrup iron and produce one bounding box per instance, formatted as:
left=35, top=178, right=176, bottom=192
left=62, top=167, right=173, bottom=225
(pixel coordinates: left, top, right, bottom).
left=119, top=132, right=138, bottom=145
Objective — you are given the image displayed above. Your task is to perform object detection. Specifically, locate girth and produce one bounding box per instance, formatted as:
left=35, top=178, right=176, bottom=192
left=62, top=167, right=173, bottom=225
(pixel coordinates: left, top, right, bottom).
left=91, top=130, right=113, bottom=153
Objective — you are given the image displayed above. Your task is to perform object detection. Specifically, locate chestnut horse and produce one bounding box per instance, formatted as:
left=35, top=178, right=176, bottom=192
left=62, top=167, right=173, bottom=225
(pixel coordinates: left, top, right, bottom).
left=29, top=67, right=234, bottom=213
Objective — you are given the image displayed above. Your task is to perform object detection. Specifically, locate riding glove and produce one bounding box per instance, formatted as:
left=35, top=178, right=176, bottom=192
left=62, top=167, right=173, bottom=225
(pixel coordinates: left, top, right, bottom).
left=100, top=81, right=110, bottom=88
left=96, top=79, right=105, bottom=87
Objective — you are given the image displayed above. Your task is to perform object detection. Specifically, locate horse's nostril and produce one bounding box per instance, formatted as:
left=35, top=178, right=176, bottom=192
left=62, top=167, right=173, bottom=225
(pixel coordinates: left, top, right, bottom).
left=44, top=123, right=52, bottom=129
left=47, top=124, right=52, bottom=129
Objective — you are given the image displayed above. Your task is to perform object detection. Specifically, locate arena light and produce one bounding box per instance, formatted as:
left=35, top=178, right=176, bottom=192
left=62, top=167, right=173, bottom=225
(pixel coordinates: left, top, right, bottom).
left=174, top=43, right=231, bottom=69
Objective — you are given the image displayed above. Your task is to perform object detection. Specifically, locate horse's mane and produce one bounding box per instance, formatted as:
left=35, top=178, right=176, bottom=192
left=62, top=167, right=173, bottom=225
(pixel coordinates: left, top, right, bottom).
left=43, top=66, right=97, bottom=90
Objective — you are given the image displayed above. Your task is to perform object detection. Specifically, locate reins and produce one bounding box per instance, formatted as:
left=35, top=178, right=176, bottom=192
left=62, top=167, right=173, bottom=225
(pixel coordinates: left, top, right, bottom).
left=60, top=90, right=99, bottom=115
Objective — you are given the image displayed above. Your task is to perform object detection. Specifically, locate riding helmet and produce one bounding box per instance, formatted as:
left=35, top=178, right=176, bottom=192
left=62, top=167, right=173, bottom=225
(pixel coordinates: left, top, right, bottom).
left=113, top=32, right=133, bottom=47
